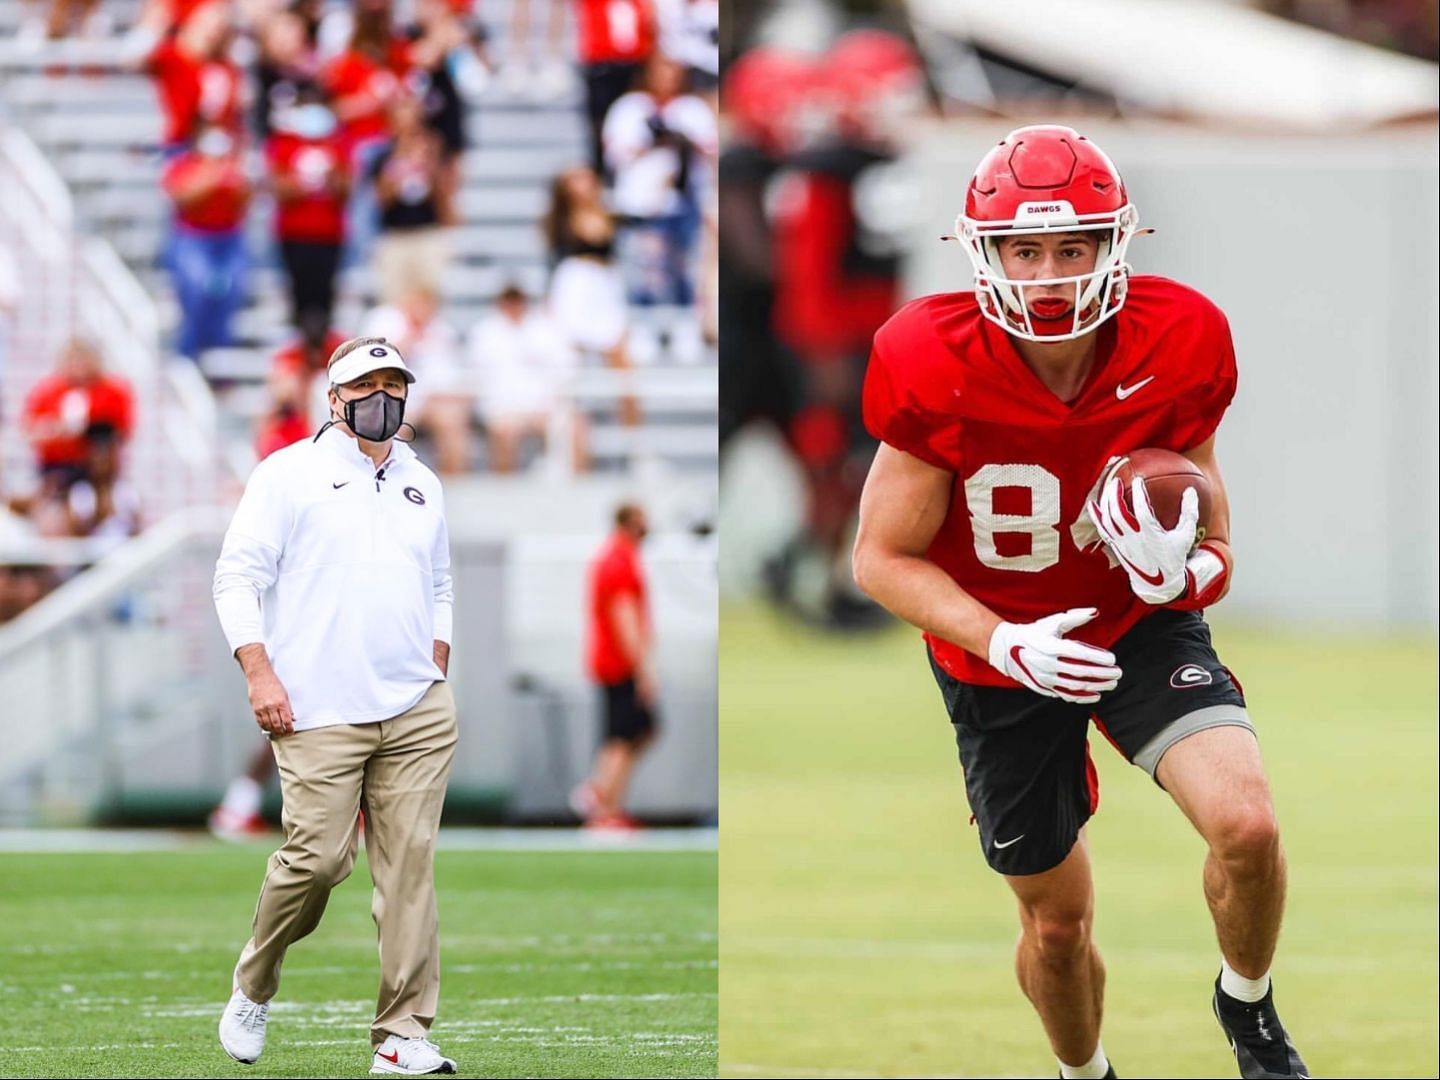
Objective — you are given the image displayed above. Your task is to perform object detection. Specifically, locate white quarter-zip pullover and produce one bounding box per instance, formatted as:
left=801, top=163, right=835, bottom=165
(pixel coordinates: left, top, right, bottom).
left=213, top=426, right=453, bottom=731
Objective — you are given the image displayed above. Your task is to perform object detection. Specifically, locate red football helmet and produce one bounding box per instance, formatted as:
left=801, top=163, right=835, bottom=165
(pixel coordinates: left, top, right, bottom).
left=723, top=46, right=820, bottom=155
left=956, top=125, right=1140, bottom=341
left=824, top=29, right=926, bottom=143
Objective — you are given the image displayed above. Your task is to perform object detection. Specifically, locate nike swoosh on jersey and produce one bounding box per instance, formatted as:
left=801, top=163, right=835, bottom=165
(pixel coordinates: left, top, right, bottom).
left=332, top=481, right=350, bottom=489
left=1115, top=376, right=1156, bottom=400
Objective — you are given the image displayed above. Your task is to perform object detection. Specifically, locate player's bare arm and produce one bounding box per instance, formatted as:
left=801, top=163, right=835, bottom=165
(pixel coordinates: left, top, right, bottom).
left=856, top=443, right=1123, bottom=704
left=852, top=442, right=1001, bottom=657
left=1181, top=435, right=1235, bottom=599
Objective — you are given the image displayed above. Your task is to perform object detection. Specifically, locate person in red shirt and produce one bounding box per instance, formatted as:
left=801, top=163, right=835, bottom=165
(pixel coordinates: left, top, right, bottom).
left=574, top=503, right=657, bottom=830
left=575, top=0, right=655, bottom=175
left=852, top=126, right=1306, bottom=1080
left=322, top=0, right=413, bottom=267
left=141, top=1, right=242, bottom=151
left=267, top=85, right=351, bottom=334
left=255, top=314, right=348, bottom=459
left=163, top=123, right=252, bottom=361
left=22, top=338, right=135, bottom=488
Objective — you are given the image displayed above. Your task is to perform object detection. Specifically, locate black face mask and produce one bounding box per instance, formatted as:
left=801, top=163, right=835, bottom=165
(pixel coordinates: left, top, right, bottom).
left=338, top=389, right=406, bottom=442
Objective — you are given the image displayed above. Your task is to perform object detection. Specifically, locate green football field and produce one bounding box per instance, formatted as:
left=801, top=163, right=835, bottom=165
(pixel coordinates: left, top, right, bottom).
left=719, top=602, right=1439, bottom=1079
left=0, top=846, right=716, bottom=1078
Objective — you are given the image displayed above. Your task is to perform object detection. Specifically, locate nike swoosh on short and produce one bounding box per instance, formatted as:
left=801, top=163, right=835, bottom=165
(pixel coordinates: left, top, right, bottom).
left=993, top=834, right=1026, bottom=849
left=1115, top=376, right=1156, bottom=400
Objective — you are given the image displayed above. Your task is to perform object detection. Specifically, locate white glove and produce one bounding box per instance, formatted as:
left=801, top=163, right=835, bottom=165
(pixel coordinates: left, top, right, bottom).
left=987, top=607, right=1123, bottom=704
left=1087, top=467, right=1199, bottom=605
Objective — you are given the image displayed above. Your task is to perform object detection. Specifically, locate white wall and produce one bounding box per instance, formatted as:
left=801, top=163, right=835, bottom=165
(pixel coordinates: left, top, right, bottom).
left=905, top=122, right=1439, bottom=629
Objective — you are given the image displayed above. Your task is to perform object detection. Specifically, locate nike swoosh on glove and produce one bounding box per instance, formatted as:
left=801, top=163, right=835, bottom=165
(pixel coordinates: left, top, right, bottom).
left=987, top=607, right=1123, bottom=704
left=1087, top=469, right=1200, bottom=605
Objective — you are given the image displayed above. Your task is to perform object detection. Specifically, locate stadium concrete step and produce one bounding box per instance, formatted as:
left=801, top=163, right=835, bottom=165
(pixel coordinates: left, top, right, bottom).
left=467, top=108, right=586, bottom=148
left=36, top=109, right=165, bottom=148
left=5, top=73, right=156, bottom=108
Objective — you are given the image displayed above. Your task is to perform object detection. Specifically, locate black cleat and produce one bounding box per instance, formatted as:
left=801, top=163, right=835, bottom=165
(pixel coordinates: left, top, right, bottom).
left=1056, top=1068, right=1116, bottom=1079
left=1213, top=972, right=1309, bottom=1078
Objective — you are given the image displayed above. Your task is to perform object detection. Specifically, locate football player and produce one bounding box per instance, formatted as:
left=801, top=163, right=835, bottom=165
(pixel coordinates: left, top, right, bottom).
left=852, top=125, right=1307, bottom=1079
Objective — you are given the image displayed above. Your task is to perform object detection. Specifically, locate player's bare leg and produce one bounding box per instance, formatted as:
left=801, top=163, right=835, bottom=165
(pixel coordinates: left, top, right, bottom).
left=1006, top=832, right=1107, bottom=1070
left=1158, top=724, right=1307, bottom=1077
left=1156, top=726, right=1285, bottom=976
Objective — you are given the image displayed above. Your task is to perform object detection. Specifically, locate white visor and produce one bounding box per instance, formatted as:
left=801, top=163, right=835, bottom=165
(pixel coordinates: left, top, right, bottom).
left=328, top=340, right=417, bottom=386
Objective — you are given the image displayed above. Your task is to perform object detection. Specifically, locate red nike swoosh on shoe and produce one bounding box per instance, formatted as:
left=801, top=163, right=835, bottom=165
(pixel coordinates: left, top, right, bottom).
left=377, top=1049, right=400, bottom=1063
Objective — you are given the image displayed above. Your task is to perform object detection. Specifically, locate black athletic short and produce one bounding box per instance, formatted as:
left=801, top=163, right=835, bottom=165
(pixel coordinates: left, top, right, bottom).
left=601, top=678, right=657, bottom=744
left=929, top=608, right=1250, bottom=878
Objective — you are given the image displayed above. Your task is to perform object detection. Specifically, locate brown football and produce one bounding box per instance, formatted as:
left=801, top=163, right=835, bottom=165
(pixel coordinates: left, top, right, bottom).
left=1113, top=448, right=1212, bottom=548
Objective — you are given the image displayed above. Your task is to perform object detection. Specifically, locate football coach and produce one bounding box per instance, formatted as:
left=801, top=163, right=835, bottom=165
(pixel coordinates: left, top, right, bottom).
left=212, top=336, right=459, bottom=1075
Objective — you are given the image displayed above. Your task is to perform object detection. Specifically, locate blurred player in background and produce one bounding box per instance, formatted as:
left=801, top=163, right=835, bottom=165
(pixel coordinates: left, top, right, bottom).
left=852, top=125, right=1307, bottom=1080
left=573, top=502, right=658, bottom=831
left=720, top=28, right=926, bottom=630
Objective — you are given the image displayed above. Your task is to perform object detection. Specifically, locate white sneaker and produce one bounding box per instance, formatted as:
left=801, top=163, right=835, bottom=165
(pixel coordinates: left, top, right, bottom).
left=218, top=985, right=268, bottom=1064
left=370, top=1034, right=457, bottom=1074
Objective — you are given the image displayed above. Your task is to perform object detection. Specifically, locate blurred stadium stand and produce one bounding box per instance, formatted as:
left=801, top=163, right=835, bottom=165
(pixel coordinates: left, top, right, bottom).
left=0, top=0, right=718, bottom=827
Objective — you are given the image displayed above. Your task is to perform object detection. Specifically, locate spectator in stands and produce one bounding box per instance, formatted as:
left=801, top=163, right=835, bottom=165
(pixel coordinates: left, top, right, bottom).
left=372, top=94, right=450, bottom=306
left=16, top=0, right=107, bottom=44
left=22, top=339, right=135, bottom=491
left=2, top=421, right=138, bottom=622
left=163, top=123, right=253, bottom=362
left=573, top=502, right=658, bottom=831
left=602, top=52, right=717, bottom=306
left=657, top=0, right=719, bottom=100
left=468, top=283, right=585, bottom=473
left=139, top=1, right=243, bottom=153
left=0, top=563, right=56, bottom=623
left=403, top=0, right=484, bottom=219
left=267, top=84, right=351, bottom=334
left=360, top=286, right=471, bottom=474
left=323, top=0, right=409, bottom=268
left=254, top=366, right=313, bottom=461
left=499, top=0, right=571, bottom=100
left=255, top=312, right=348, bottom=460
left=543, top=165, right=632, bottom=378
left=575, top=0, right=656, bottom=175
left=62, top=423, right=142, bottom=555
left=253, top=9, right=323, bottom=140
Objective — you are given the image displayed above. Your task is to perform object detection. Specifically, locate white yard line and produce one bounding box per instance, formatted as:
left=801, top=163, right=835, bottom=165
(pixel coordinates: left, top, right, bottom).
left=722, top=1066, right=1040, bottom=1079
left=0, top=826, right=717, bottom=854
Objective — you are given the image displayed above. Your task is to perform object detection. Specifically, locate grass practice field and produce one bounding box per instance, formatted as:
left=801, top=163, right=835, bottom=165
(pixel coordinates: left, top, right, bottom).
left=0, top=844, right=716, bottom=1078
left=719, top=601, right=1439, bottom=1079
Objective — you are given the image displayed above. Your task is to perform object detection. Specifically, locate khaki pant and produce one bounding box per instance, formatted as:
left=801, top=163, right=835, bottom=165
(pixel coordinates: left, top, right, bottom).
left=235, top=680, right=458, bottom=1046
left=373, top=227, right=450, bottom=307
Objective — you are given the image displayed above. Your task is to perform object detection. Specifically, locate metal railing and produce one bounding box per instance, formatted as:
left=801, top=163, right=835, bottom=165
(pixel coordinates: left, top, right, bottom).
left=0, top=123, right=236, bottom=519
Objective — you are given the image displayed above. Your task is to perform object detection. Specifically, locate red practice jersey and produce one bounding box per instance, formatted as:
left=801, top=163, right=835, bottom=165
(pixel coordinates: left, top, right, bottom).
left=862, top=275, right=1237, bottom=687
